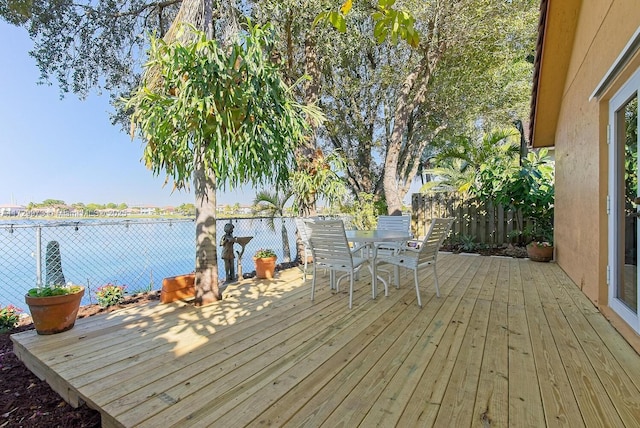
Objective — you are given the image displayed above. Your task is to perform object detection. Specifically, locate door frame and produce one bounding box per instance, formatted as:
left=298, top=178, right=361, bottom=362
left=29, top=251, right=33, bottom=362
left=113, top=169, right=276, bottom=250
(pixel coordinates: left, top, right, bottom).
left=608, top=67, right=640, bottom=333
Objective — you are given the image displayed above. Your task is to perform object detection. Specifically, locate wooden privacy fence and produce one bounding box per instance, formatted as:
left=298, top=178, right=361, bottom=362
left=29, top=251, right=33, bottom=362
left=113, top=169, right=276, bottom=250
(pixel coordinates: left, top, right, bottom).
left=411, top=193, right=531, bottom=247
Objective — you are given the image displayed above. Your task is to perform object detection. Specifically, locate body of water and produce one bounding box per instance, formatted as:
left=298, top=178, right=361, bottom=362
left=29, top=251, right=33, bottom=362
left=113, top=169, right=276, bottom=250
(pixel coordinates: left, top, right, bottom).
left=0, top=217, right=299, bottom=312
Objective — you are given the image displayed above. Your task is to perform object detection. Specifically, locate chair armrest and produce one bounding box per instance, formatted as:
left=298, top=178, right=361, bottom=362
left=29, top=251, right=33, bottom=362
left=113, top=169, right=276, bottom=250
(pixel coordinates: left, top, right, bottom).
left=350, top=243, right=369, bottom=256
left=395, top=246, right=420, bottom=255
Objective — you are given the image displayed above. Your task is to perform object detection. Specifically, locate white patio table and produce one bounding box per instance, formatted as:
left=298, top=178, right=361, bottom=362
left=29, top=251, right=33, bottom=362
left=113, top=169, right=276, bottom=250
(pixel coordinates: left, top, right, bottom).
left=345, top=229, right=412, bottom=299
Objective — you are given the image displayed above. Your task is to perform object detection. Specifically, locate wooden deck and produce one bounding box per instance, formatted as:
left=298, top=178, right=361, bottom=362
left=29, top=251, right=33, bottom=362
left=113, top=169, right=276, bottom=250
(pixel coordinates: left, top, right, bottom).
left=11, top=254, right=640, bottom=427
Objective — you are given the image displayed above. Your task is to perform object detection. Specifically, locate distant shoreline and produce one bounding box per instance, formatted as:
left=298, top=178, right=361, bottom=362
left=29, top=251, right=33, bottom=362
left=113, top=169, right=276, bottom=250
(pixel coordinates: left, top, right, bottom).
left=0, top=213, right=293, bottom=222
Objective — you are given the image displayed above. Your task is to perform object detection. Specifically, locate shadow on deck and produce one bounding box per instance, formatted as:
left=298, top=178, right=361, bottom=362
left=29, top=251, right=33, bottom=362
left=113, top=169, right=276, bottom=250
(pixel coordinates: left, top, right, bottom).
left=11, top=254, right=640, bottom=427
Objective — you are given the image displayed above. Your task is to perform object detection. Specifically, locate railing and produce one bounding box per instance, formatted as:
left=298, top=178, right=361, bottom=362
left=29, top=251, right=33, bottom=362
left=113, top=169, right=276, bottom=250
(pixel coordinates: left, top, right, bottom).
left=411, top=193, right=532, bottom=246
left=0, top=217, right=301, bottom=313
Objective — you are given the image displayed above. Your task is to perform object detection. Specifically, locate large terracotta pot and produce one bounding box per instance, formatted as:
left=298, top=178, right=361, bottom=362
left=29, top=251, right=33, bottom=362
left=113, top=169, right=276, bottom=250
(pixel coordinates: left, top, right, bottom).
left=25, top=286, right=85, bottom=335
left=254, top=256, right=277, bottom=279
left=527, top=243, right=554, bottom=262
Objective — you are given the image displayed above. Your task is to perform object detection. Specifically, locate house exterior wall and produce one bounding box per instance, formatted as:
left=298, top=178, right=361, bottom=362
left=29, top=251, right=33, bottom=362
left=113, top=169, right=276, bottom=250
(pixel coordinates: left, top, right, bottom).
left=550, top=0, right=640, bottom=313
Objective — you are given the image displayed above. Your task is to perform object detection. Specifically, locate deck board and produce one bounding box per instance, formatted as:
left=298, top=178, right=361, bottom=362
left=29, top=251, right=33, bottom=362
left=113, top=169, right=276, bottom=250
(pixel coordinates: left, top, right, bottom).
left=520, top=261, right=584, bottom=427
left=472, top=299, right=508, bottom=428
left=11, top=255, right=640, bottom=427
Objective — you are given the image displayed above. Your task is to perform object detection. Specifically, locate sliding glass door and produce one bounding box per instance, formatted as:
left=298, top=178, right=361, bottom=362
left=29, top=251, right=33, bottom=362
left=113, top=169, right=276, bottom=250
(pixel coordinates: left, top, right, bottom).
left=609, top=69, right=640, bottom=332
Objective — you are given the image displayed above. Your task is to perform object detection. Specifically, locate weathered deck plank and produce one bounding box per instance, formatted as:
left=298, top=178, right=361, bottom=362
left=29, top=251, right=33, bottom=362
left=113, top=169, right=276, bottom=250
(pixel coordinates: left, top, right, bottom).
left=11, top=255, right=640, bottom=427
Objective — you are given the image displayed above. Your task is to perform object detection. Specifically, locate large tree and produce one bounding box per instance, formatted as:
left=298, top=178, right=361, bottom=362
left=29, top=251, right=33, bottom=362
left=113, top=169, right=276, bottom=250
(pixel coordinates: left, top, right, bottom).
left=126, top=22, right=318, bottom=304
left=374, top=0, right=537, bottom=214
left=2, top=0, right=319, bottom=305
left=260, top=0, right=538, bottom=213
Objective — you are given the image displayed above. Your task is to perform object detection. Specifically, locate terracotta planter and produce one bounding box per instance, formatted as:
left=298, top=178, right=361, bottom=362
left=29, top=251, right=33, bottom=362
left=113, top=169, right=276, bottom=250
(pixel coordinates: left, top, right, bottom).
left=161, top=273, right=196, bottom=303
left=527, top=243, right=554, bottom=262
left=254, top=256, right=277, bottom=279
left=25, top=287, right=85, bottom=335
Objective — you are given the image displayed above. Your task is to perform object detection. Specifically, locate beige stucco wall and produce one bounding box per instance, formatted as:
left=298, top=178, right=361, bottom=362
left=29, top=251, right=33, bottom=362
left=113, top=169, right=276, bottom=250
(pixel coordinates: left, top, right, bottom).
left=550, top=0, right=640, bottom=307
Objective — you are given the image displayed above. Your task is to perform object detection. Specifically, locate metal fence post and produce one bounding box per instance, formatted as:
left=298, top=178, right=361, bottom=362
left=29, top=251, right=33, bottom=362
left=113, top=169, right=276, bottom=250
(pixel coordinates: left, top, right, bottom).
left=35, top=226, right=43, bottom=288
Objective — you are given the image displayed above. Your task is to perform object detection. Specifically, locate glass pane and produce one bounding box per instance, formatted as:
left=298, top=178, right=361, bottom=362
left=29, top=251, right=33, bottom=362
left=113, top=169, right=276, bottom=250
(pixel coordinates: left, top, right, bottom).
left=620, top=95, right=638, bottom=312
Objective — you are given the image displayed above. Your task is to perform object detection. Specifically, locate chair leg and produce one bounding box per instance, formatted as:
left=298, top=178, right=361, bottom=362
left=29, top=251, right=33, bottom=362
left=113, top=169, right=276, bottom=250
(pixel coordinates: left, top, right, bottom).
left=302, top=255, right=308, bottom=283
left=394, top=266, right=400, bottom=288
left=311, top=265, right=317, bottom=301
left=414, top=270, right=422, bottom=308
left=349, top=273, right=354, bottom=309
left=383, top=269, right=389, bottom=297
left=433, top=263, right=440, bottom=297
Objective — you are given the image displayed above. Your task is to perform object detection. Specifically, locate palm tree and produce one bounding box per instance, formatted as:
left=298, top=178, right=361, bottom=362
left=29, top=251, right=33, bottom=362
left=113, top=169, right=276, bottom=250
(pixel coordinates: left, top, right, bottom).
left=253, top=189, right=294, bottom=262
left=422, top=128, right=520, bottom=195
left=419, top=158, right=478, bottom=195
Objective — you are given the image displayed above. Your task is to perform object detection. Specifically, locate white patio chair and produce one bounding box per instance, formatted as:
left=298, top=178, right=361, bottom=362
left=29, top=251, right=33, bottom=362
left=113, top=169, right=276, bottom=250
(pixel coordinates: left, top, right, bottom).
left=377, top=217, right=454, bottom=307
left=294, top=217, right=314, bottom=282
left=375, top=215, right=412, bottom=257
left=306, top=219, right=369, bottom=309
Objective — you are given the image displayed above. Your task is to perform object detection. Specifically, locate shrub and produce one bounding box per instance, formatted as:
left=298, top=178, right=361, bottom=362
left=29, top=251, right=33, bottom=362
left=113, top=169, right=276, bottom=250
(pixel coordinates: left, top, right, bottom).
left=0, top=305, right=22, bottom=332
left=96, top=284, right=126, bottom=308
left=458, top=235, right=477, bottom=252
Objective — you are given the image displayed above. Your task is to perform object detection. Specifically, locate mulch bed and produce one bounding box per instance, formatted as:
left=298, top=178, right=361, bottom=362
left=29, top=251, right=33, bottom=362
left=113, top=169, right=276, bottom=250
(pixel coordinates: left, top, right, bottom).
left=440, top=243, right=529, bottom=258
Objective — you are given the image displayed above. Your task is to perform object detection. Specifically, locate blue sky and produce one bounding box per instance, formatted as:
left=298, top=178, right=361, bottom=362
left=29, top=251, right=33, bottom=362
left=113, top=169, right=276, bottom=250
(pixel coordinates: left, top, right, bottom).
left=0, top=22, right=254, bottom=207
left=1, top=22, right=419, bottom=209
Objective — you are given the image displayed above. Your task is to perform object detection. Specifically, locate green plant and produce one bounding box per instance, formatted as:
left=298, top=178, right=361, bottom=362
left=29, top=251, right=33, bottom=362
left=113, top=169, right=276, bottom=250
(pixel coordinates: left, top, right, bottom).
left=0, top=305, right=22, bottom=332
left=95, top=284, right=126, bottom=308
left=489, top=148, right=554, bottom=245
left=529, top=240, right=553, bottom=248
left=253, top=189, right=294, bottom=263
left=27, top=284, right=83, bottom=298
left=254, top=249, right=277, bottom=259
left=340, top=192, right=380, bottom=230
left=458, top=235, right=477, bottom=252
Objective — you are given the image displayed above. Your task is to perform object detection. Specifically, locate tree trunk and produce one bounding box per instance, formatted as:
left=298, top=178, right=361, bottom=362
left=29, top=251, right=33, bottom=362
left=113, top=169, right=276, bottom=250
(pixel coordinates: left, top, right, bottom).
left=383, top=55, right=434, bottom=214
left=193, top=160, right=220, bottom=306
left=296, top=33, right=322, bottom=218
left=384, top=68, right=420, bottom=214
left=294, top=33, right=321, bottom=262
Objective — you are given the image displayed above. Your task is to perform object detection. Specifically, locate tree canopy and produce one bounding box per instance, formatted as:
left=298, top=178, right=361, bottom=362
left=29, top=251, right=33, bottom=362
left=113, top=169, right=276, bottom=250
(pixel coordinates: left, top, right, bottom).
left=126, top=23, right=319, bottom=193
left=3, top=0, right=539, bottom=217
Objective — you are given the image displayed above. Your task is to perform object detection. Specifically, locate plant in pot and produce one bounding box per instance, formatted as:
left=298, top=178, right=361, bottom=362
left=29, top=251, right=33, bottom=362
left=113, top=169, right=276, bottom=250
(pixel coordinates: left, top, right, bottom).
left=488, top=148, right=555, bottom=261
left=526, top=216, right=554, bottom=262
left=25, top=283, right=85, bottom=335
left=521, top=151, right=555, bottom=262
left=253, top=248, right=277, bottom=279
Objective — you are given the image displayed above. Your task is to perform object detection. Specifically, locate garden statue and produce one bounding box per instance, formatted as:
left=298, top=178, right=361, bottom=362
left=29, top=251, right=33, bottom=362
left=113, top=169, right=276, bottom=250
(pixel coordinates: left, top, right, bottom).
left=234, top=236, right=253, bottom=280
left=220, top=222, right=237, bottom=282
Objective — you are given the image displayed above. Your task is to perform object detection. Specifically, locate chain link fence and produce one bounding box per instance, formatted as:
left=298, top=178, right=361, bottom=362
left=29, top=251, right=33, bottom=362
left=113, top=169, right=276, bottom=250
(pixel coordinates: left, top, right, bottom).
left=1, top=217, right=304, bottom=313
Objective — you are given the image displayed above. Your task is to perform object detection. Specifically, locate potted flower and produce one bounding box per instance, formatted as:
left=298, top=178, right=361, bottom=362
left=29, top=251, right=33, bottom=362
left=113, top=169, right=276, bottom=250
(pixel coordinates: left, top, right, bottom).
left=525, top=205, right=554, bottom=262
left=25, top=283, right=85, bottom=335
left=253, top=248, right=277, bottom=279
left=527, top=240, right=554, bottom=262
